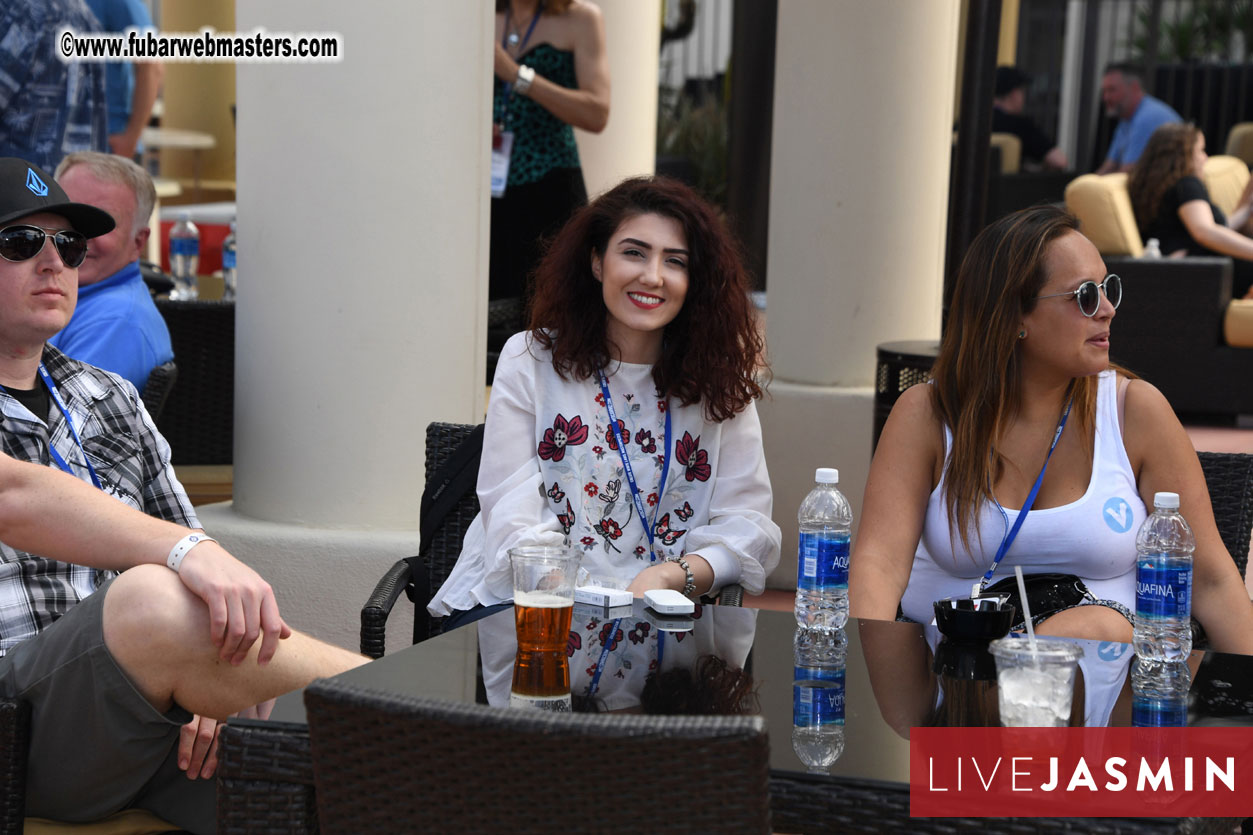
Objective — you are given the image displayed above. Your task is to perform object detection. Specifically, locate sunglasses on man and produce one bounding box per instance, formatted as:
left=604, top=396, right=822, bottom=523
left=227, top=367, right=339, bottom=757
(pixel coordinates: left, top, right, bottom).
left=0, top=225, right=89, bottom=269
left=1034, top=274, right=1122, bottom=317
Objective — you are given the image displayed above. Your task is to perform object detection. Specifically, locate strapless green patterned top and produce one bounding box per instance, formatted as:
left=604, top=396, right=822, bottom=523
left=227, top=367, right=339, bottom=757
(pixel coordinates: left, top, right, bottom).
left=494, top=43, right=581, bottom=187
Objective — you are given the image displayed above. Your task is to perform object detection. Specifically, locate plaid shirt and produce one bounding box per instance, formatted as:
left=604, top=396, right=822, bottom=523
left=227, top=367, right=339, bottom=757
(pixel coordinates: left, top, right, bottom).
left=0, top=346, right=198, bottom=655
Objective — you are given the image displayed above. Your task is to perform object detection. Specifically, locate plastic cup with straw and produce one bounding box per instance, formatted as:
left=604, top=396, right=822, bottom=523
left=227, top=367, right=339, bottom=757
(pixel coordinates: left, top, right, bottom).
left=988, top=566, right=1084, bottom=726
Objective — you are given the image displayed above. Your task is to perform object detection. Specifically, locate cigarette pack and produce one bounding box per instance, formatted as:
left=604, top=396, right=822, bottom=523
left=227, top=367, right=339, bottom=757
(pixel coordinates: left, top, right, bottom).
left=574, top=585, right=633, bottom=608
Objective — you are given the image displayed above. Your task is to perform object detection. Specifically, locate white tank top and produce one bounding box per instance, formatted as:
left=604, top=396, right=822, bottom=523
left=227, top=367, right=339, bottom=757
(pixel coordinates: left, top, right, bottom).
left=900, top=371, right=1144, bottom=623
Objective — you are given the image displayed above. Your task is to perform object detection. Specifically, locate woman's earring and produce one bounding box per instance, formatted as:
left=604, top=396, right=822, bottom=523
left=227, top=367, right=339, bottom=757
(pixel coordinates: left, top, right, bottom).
left=1018, top=330, right=1027, bottom=340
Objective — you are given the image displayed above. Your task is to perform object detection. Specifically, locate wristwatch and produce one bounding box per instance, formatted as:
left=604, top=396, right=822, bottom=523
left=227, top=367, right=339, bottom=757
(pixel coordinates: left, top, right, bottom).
left=514, top=64, right=536, bottom=97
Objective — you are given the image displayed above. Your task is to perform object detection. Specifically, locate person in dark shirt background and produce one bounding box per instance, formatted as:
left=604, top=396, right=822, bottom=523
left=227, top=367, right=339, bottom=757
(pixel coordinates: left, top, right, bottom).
left=992, top=66, right=1069, bottom=172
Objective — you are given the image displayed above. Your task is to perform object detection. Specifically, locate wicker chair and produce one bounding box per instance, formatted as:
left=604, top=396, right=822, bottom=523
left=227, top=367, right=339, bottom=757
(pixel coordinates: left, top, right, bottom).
left=1197, top=451, right=1253, bottom=580
left=303, top=678, right=772, bottom=834
left=360, top=422, right=482, bottom=658
left=139, top=360, right=177, bottom=424
left=153, top=299, right=234, bottom=465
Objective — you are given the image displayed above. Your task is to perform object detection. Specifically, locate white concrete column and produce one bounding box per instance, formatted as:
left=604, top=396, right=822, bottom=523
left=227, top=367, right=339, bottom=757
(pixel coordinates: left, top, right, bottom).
left=573, top=0, right=660, bottom=197
left=198, top=1, right=492, bottom=652
left=759, top=0, right=959, bottom=587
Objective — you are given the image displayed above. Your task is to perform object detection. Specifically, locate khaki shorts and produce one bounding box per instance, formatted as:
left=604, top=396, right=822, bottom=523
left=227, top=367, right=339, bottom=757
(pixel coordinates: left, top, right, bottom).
left=0, top=577, right=214, bottom=831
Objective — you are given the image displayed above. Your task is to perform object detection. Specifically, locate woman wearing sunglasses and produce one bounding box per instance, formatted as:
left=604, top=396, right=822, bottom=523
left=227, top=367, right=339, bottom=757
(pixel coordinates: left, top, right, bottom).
left=431, top=176, right=781, bottom=705
left=850, top=205, right=1253, bottom=655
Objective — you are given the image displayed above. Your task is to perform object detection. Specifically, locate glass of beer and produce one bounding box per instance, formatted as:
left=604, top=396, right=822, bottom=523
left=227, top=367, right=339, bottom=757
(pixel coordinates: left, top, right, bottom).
left=509, top=546, right=581, bottom=711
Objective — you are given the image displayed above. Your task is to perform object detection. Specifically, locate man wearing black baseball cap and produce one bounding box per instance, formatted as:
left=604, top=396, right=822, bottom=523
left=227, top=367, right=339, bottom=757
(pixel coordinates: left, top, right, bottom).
left=0, top=158, right=366, bottom=830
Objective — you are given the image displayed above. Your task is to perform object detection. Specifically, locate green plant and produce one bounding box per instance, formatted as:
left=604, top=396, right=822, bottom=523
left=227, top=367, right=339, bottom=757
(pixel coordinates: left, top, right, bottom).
left=656, top=90, right=729, bottom=208
left=1130, top=0, right=1249, bottom=62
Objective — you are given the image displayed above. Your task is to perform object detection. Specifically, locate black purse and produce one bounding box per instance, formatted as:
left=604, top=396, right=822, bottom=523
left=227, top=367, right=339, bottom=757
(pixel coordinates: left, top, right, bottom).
left=983, top=572, right=1093, bottom=628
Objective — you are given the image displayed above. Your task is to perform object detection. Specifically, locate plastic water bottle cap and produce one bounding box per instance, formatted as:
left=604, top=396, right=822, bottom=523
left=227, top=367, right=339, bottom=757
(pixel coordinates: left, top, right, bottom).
left=177, top=210, right=190, bottom=222
left=1153, top=491, right=1180, bottom=510
left=814, top=468, right=839, bottom=484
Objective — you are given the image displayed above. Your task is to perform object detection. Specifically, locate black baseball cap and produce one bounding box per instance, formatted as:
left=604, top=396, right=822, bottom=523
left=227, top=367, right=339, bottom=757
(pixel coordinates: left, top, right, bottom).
left=0, top=158, right=114, bottom=238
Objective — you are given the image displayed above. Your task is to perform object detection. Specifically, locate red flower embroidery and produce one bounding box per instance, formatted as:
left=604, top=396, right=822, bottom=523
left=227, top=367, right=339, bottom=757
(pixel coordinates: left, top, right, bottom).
left=646, top=492, right=658, bottom=507
left=599, top=621, right=623, bottom=650
left=537, top=414, right=589, bottom=461
left=657, top=401, right=668, bottom=412
left=581, top=536, right=595, bottom=546
left=592, top=445, right=604, bottom=455
left=605, top=419, right=628, bottom=451
left=635, top=428, right=657, bottom=453
left=598, top=518, right=623, bottom=539
left=675, top=431, right=711, bottom=482
left=567, top=632, right=582, bottom=656
left=584, top=482, right=598, bottom=497
left=595, top=392, right=606, bottom=407
left=634, top=545, right=646, bottom=557
left=629, top=622, right=652, bottom=644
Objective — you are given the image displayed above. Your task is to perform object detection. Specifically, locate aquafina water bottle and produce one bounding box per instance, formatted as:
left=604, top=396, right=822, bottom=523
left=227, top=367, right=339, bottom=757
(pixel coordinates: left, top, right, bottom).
left=1133, top=491, right=1194, bottom=662
left=168, top=211, right=200, bottom=300
left=792, top=627, right=847, bottom=774
left=1131, top=657, right=1190, bottom=727
left=795, top=468, right=852, bottom=630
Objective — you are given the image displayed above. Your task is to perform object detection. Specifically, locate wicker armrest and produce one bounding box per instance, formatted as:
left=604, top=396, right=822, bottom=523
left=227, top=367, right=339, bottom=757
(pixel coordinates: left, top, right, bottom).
left=0, top=700, right=30, bottom=835
left=360, top=558, right=414, bottom=659
left=217, top=719, right=315, bottom=833
left=702, top=583, right=744, bottom=607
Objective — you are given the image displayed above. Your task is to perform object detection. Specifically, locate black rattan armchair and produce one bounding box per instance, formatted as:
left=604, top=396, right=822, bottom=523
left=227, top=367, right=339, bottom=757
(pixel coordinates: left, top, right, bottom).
left=154, top=299, right=234, bottom=465
left=303, top=678, right=771, bottom=833
left=360, top=422, right=482, bottom=658
left=139, top=360, right=177, bottom=424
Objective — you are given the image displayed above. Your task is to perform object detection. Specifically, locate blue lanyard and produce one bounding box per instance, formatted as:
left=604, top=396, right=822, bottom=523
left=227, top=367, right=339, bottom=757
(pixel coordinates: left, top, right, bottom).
left=973, top=394, right=1073, bottom=596
left=596, top=369, right=671, bottom=562
left=499, top=4, right=543, bottom=125
left=586, top=621, right=666, bottom=699
left=36, top=364, right=102, bottom=491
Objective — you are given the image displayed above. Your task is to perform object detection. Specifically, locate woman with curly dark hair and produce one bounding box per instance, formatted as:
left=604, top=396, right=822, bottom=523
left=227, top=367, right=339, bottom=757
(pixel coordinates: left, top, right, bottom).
left=1128, top=123, right=1253, bottom=297
left=431, top=176, right=780, bottom=706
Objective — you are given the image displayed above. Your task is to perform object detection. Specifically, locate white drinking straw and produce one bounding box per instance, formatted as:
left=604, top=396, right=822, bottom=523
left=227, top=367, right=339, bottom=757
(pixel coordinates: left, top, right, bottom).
left=1013, top=565, right=1039, bottom=655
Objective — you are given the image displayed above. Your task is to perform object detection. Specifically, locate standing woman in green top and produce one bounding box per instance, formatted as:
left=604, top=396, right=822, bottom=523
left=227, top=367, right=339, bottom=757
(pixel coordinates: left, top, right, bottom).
left=491, top=0, right=610, bottom=313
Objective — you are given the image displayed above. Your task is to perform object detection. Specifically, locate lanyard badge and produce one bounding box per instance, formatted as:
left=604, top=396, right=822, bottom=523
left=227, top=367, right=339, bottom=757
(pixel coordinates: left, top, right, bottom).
left=37, top=363, right=103, bottom=490
left=596, top=369, right=671, bottom=563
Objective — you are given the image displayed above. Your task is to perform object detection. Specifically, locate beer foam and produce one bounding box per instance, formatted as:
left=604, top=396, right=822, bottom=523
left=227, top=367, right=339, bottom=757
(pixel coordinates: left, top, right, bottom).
left=515, top=590, right=572, bottom=608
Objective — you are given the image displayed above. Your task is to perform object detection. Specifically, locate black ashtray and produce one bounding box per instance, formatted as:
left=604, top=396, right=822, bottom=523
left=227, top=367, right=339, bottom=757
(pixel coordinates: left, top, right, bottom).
left=934, top=637, right=998, bottom=681
left=933, top=595, right=1016, bottom=642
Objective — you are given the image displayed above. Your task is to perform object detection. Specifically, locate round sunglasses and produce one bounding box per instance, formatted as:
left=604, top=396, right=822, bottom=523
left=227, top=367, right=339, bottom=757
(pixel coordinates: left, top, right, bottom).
left=0, top=225, right=89, bottom=268
left=1034, top=273, right=1122, bottom=317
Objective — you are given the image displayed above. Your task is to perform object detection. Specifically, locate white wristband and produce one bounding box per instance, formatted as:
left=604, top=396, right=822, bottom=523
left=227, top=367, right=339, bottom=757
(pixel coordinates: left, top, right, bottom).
left=515, top=64, right=536, bottom=97
left=167, top=533, right=216, bottom=573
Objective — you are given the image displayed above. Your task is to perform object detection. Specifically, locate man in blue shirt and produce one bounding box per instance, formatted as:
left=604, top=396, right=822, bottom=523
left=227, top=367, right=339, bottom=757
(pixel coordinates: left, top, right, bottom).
left=50, top=151, right=172, bottom=391
left=84, top=0, right=165, bottom=159
left=1096, top=62, right=1181, bottom=174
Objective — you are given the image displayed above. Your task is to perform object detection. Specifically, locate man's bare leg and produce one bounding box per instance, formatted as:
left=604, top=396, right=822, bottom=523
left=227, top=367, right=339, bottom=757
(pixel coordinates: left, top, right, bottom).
left=102, top=564, right=367, bottom=719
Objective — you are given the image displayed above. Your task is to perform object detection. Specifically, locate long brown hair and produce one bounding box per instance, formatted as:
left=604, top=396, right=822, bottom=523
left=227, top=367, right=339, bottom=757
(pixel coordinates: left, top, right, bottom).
left=1127, top=123, right=1201, bottom=233
left=529, top=176, right=766, bottom=423
left=931, top=206, right=1103, bottom=551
